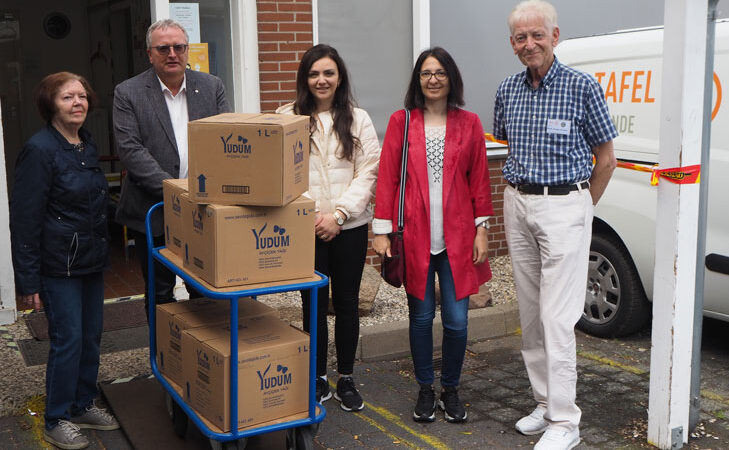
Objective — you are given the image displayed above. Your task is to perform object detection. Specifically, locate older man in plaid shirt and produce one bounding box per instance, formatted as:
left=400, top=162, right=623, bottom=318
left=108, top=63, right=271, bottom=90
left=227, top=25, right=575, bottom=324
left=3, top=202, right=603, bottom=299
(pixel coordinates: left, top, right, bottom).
left=493, top=1, right=617, bottom=449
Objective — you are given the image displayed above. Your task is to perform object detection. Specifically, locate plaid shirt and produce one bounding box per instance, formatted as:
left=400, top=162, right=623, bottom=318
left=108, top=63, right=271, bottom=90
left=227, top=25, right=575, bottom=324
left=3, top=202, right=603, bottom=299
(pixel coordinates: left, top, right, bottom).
left=493, top=57, right=617, bottom=185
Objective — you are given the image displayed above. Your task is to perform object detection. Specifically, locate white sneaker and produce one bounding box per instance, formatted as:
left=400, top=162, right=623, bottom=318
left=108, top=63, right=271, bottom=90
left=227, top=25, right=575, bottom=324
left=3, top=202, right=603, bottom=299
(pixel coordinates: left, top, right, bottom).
left=534, top=427, right=580, bottom=450
left=515, top=405, right=548, bottom=435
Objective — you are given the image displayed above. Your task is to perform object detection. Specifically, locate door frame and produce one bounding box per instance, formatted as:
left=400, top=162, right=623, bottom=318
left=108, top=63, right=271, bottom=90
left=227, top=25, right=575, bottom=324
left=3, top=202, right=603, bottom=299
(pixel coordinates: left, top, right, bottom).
left=150, top=0, right=261, bottom=113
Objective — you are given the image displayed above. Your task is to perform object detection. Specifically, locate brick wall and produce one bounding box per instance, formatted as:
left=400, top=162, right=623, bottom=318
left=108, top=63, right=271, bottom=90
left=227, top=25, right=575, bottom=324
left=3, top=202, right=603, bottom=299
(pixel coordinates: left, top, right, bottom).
left=486, top=154, right=509, bottom=259
left=257, top=0, right=313, bottom=113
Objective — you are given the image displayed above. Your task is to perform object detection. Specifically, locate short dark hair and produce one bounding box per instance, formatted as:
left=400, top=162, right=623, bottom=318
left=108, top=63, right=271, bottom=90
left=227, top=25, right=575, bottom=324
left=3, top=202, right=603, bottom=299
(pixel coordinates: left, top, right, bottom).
left=404, top=47, right=464, bottom=110
left=294, top=44, right=360, bottom=161
left=35, top=72, right=97, bottom=123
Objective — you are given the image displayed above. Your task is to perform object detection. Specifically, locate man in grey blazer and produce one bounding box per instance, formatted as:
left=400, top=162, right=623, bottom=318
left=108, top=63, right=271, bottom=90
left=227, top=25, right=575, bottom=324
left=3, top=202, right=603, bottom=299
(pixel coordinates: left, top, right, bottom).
left=113, top=19, right=230, bottom=314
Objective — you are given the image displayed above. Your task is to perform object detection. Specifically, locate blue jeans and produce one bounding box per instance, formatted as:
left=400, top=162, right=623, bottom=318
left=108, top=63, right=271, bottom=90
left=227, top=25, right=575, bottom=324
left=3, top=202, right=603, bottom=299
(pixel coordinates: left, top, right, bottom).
left=408, top=251, right=469, bottom=387
left=40, top=272, right=104, bottom=429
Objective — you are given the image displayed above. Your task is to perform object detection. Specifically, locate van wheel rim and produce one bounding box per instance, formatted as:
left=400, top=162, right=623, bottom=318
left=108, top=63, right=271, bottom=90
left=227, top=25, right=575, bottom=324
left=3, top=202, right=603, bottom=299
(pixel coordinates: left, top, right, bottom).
left=584, top=251, right=621, bottom=324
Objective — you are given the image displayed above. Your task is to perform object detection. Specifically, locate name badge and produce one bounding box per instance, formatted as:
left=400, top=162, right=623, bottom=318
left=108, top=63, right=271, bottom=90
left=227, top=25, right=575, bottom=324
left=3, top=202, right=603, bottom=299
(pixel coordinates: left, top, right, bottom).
left=547, top=119, right=571, bottom=136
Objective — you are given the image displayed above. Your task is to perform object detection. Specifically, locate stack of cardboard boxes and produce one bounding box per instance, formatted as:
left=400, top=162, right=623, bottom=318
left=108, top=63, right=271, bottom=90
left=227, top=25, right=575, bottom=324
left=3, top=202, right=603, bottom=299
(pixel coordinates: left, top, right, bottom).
left=157, top=113, right=318, bottom=432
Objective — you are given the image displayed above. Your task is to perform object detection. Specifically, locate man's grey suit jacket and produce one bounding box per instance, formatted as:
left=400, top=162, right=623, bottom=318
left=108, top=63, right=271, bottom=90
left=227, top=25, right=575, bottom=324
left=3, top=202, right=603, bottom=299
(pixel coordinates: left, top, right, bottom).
left=113, top=67, right=230, bottom=235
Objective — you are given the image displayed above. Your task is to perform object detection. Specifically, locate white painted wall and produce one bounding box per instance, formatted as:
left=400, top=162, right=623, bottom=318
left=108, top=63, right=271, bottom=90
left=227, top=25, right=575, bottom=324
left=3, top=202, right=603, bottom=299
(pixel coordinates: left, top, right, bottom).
left=0, top=102, right=17, bottom=325
left=316, top=0, right=413, bottom=139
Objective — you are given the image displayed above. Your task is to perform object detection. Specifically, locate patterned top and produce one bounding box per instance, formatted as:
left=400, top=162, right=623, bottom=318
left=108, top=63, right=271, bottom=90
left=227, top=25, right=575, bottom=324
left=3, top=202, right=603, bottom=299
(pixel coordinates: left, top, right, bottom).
left=493, top=57, right=618, bottom=185
left=425, top=125, right=446, bottom=254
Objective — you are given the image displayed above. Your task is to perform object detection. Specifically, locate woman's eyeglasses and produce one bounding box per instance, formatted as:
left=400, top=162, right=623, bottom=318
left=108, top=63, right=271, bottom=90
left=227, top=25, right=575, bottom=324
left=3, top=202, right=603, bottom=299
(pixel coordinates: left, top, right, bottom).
left=419, top=70, right=448, bottom=81
left=151, top=44, right=189, bottom=55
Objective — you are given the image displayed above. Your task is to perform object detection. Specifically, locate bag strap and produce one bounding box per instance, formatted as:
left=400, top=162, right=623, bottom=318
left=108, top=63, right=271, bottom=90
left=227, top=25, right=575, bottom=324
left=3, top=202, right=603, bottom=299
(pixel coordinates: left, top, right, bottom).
left=396, top=109, right=410, bottom=232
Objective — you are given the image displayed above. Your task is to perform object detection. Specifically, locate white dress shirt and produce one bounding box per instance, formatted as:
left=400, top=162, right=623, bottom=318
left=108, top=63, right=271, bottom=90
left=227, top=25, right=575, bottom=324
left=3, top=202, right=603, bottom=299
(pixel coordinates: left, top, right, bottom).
left=158, top=75, right=189, bottom=178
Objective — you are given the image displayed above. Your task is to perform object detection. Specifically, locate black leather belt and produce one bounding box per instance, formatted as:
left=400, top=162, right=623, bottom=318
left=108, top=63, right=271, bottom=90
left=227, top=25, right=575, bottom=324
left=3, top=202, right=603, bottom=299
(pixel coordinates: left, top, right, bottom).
left=508, top=181, right=590, bottom=195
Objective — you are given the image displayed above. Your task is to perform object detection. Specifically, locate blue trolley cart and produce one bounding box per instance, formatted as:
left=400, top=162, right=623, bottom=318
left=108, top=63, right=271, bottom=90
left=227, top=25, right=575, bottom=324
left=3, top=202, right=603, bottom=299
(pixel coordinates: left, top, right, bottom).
left=145, top=202, right=328, bottom=449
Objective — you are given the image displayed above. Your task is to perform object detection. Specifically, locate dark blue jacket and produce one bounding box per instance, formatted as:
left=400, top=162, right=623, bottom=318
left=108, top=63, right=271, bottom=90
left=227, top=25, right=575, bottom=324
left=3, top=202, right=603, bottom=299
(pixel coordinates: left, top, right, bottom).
left=11, top=125, right=110, bottom=295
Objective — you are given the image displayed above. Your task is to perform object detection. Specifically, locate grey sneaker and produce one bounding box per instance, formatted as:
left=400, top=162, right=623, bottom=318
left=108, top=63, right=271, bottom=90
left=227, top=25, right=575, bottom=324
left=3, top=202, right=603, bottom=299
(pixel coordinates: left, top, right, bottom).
left=44, top=420, right=89, bottom=450
left=70, top=405, right=120, bottom=430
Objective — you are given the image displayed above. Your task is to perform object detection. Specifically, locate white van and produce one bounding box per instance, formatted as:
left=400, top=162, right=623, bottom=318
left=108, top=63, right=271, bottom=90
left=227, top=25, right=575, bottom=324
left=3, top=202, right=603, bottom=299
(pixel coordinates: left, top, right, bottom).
left=554, top=20, right=729, bottom=337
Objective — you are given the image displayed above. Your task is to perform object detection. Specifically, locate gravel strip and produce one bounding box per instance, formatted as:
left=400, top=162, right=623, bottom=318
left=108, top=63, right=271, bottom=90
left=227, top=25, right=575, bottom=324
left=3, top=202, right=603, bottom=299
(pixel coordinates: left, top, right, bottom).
left=0, top=255, right=515, bottom=417
left=260, top=255, right=516, bottom=328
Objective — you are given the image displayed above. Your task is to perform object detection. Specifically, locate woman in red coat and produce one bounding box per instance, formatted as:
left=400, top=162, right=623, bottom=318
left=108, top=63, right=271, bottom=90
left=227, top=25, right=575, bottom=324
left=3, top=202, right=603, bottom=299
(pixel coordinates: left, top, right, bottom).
left=373, top=47, right=493, bottom=424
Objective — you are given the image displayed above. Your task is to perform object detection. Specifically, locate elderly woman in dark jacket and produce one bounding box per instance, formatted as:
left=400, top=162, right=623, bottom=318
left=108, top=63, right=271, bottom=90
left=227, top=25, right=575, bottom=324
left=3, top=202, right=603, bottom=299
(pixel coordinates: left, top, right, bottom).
left=11, top=72, right=118, bottom=450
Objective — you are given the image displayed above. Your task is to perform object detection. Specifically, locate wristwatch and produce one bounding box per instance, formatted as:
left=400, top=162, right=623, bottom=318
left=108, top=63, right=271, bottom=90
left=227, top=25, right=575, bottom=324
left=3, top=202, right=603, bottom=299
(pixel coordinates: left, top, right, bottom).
left=477, top=220, right=490, bottom=230
left=333, top=210, right=345, bottom=226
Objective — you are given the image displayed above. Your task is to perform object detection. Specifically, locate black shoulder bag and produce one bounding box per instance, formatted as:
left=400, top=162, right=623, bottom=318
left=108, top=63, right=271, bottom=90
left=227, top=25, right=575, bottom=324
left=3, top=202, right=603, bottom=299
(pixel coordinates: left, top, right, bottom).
left=381, top=109, right=410, bottom=288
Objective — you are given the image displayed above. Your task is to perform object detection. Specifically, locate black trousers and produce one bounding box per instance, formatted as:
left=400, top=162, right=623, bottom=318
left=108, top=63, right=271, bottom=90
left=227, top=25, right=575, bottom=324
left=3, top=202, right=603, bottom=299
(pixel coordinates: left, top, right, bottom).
left=131, top=230, right=201, bottom=319
left=301, top=224, right=368, bottom=377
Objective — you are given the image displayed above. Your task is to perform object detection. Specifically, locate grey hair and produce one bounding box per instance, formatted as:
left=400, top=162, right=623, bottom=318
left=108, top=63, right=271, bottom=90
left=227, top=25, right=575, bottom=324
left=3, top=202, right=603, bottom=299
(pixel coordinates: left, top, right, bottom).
left=146, top=19, right=189, bottom=48
left=508, top=0, right=558, bottom=35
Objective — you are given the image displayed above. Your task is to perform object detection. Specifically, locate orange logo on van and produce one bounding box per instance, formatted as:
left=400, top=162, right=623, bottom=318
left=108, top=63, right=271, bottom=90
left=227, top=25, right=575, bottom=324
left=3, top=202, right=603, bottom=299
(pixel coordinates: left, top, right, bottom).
left=712, top=72, right=722, bottom=120
left=595, top=71, right=656, bottom=103
left=596, top=70, right=722, bottom=120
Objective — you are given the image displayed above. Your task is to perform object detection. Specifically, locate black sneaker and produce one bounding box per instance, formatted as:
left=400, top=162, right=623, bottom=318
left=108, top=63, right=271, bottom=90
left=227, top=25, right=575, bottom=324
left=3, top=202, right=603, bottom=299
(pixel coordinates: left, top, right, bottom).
left=334, top=376, right=364, bottom=412
left=316, top=377, right=332, bottom=403
left=413, top=383, right=436, bottom=423
left=439, top=386, right=467, bottom=423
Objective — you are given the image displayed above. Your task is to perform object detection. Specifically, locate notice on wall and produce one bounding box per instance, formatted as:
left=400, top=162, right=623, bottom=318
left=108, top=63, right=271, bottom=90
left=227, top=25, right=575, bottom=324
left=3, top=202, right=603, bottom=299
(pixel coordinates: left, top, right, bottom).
left=170, top=3, right=201, bottom=44
left=188, top=43, right=210, bottom=73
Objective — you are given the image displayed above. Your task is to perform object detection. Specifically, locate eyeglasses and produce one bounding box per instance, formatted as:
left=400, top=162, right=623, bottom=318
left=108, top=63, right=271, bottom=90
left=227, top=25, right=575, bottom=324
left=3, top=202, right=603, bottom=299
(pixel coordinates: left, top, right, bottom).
left=151, top=44, right=188, bottom=55
left=419, top=70, right=448, bottom=81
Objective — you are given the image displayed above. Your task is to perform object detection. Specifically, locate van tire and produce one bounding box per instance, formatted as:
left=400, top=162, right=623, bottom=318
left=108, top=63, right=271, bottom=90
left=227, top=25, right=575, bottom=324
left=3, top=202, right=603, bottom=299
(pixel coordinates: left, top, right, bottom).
left=578, top=233, right=650, bottom=337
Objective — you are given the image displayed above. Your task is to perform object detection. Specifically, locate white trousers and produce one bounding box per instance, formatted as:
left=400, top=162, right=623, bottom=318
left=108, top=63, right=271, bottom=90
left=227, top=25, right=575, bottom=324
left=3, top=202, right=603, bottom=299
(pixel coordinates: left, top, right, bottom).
left=503, top=184, right=593, bottom=431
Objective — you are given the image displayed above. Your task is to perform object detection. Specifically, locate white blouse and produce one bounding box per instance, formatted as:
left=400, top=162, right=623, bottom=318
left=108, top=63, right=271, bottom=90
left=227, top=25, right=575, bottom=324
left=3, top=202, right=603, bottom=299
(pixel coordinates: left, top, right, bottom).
left=425, top=125, right=446, bottom=254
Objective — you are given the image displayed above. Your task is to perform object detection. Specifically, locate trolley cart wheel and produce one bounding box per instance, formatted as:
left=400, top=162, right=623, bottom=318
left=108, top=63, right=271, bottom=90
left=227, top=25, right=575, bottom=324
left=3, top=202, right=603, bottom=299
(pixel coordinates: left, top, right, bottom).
left=209, top=438, right=248, bottom=450
left=165, top=392, right=188, bottom=438
left=286, top=424, right=318, bottom=450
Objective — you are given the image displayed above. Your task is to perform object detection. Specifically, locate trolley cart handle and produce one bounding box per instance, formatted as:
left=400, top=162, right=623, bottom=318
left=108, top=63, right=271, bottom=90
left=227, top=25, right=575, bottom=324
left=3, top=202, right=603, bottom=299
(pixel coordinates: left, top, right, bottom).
left=145, top=202, right=161, bottom=371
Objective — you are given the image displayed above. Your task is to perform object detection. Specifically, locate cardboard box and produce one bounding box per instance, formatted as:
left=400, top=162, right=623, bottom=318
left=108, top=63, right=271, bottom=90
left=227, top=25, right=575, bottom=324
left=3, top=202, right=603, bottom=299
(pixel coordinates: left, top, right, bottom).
left=163, top=178, right=192, bottom=257
left=156, top=297, right=279, bottom=386
left=188, top=113, right=309, bottom=206
left=182, top=315, right=310, bottom=432
left=159, top=248, right=323, bottom=294
left=181, top=195, right=315, bottom=287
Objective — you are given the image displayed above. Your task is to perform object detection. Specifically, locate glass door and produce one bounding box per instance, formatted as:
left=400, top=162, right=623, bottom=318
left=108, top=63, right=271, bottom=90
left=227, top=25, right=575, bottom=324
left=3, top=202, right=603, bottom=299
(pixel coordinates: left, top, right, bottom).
left=0, top=12, right=22, bottom=191
left=169, top=0, right=235, bottom=108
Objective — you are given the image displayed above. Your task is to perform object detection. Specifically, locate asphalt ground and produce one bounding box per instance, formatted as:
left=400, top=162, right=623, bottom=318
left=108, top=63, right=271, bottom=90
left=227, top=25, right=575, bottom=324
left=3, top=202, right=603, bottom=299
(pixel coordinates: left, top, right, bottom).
left=3, top=319, right=729, bottom=449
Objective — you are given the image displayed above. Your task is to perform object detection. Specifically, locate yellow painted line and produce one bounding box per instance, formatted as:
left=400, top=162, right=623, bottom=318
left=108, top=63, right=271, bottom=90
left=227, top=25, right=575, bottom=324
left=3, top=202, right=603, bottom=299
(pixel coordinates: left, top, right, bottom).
left=367, top=403, right=451, bottom=450
left=701, top=389, right=729, bottom=407
left=24, top=394, right=51, bottom=449
left=578, top=354, right=729, bottom=408
left=328, top=380, right=452, bottom=450
left=577, top=351, right=647, bottom=375
left=353, top=412, right=420, bottom=449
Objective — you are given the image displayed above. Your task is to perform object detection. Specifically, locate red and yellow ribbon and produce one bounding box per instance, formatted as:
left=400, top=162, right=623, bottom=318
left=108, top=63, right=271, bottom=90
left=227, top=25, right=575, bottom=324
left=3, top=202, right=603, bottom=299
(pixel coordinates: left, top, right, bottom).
left=607, top=160, right=700, bottom=186
left=484, top=133, right=508, bottom=146
left=485, top=133, right=701, bottom=186
left=650, top=164, right=701, bottom=185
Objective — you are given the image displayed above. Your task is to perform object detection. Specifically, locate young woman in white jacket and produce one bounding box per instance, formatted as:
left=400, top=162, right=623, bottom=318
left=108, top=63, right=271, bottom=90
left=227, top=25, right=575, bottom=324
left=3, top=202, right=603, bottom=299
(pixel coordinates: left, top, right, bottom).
left=276, top=44, right=381, bottom=412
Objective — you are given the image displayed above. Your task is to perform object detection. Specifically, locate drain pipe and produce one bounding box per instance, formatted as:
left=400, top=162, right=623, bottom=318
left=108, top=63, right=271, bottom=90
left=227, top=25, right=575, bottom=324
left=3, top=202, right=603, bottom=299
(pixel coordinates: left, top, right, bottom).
left=688, top=0, right=718, bottom=432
